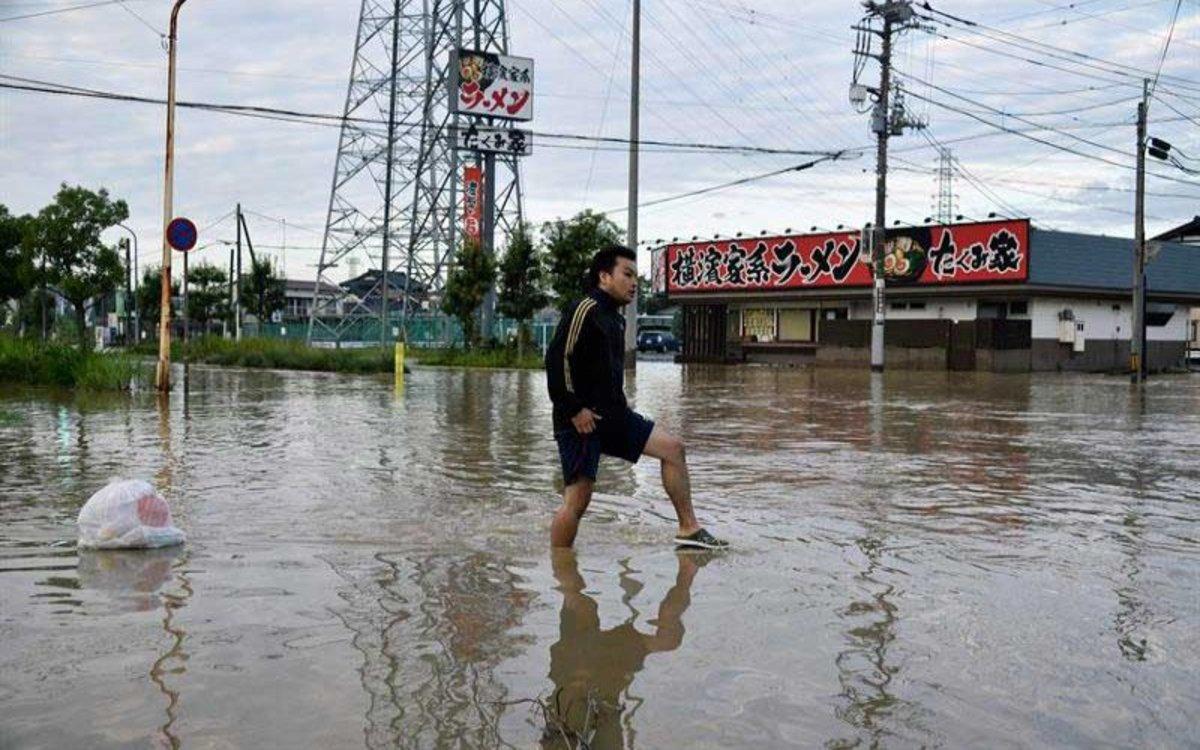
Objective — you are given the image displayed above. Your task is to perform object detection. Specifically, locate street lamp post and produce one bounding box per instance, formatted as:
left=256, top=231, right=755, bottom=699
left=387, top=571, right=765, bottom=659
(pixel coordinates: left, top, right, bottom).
left=156, top=0, right=190, bottom=392
left=117, top=222, right=139, bottom=343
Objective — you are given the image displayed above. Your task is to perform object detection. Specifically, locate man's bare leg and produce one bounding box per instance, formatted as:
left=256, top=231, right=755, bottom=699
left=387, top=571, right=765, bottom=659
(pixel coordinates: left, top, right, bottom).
left=642, top=425, right=701, bottom=537
left=551, top=478, right=594, bottom=548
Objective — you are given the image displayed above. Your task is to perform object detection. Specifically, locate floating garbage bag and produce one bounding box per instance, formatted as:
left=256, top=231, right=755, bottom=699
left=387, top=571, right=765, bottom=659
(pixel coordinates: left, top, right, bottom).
left=77, top=479, right=185, bottom=550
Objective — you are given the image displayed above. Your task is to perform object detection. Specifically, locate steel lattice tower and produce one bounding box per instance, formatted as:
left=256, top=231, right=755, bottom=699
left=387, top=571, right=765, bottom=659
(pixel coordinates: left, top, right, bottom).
left=933, top=147, right=955, bottom=225
left=307, top=0, right=524, bottom=344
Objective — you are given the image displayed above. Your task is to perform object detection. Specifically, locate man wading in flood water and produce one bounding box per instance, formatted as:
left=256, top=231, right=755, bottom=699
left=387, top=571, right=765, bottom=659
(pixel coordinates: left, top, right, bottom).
left=544, top=245, right=728, bottom=550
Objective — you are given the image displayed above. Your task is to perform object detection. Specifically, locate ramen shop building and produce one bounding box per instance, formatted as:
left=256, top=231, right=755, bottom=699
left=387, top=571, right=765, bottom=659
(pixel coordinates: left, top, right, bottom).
left=651, top=219, right=1200, bottom=372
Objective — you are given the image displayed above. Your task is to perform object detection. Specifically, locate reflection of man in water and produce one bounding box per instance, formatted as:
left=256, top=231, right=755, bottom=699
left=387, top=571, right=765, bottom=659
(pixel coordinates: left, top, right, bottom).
left=544, top=549, right=706, bottom=748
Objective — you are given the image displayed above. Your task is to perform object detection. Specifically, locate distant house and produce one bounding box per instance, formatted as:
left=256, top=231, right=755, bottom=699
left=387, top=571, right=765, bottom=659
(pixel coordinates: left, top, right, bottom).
left=339, top=269, right=428, bottom=314
left=1152, top=215, right=1200, bottom=246
left=1153, top=218, right=1200, bottom=359
left=282, top=278, right=344, bottom=321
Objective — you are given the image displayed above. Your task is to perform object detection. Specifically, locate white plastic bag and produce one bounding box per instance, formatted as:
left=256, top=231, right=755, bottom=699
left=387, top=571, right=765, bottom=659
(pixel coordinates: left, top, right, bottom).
left=77, top=479, right=186, bottom=550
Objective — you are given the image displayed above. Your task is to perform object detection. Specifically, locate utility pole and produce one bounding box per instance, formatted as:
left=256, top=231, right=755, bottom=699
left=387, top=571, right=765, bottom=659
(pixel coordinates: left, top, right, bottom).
left=1132, top=78, right=1149, bottom=384
left=227, top=245, right=234, bottom=338
left=118, top=222, right=139, bottom=343
left=124, top=238, right=133, bottom=346
left=625, top=0, right=641, bottom=368
left=853, top=0, right=918, bottom=373
left=235, top=203, right=243, bottom=341
left=870, top=17, right=893, bottom=374
left=157, top=0, right=189, bottom=392
left=39, top=252, right=47, bottom=341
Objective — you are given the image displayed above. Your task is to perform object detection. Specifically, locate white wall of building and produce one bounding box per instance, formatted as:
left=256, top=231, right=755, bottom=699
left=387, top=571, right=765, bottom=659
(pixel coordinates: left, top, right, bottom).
left=1031, top=297, right=1188, bottom=342
left=727, top=295, right=1190, bottom=343
left=847, top=298, right=978, bottom=321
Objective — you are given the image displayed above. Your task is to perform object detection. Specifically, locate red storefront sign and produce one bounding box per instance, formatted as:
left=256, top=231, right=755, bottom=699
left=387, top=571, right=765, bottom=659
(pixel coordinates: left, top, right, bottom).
left=462, top=165, right=483, bottom=243
left=663, top=219, right=1029, bottom=294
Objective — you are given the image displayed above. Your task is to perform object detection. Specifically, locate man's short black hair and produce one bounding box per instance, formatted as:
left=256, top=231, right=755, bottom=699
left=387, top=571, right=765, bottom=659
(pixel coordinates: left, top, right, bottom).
left=586, top=244, right=636, bottom=290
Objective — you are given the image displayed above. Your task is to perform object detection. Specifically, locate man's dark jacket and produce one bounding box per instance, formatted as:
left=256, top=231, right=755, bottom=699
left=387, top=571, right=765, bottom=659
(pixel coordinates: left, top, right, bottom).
left=545, top=288, right=627, bottom=433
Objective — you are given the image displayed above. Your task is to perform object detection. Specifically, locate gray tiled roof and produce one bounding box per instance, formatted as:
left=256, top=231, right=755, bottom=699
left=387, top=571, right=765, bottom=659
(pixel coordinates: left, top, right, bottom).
left=1030, top=229, right=1200, bottom=297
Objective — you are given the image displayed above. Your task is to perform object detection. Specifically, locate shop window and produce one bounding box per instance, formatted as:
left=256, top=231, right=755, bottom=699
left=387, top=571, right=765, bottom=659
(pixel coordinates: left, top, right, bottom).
left=978, top=301, right=1007, bottom=320
left=909, top=301, right=927, bottom=310
left=1009, top=300, right=1029, bottom=315
left=742, top=308, right=776, bottom=342
left=823, top=307, right=848, bottom=320
left=889, top=301, right=907, bottom=311
left=779, top=309, right=814, bottom=341
left=1146, top=308, right=1176, bottom=327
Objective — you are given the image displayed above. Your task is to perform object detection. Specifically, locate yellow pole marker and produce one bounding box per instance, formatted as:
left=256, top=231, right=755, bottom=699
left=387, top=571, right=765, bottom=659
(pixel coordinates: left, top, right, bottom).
left=394, top=341, right=405, bottom=385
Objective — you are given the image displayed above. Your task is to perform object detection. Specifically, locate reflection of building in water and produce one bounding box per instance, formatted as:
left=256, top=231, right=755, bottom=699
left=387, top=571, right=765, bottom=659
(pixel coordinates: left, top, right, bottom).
left=326, top=550, right=533, bottom=749
left=543, top=551, right=704, bottom=750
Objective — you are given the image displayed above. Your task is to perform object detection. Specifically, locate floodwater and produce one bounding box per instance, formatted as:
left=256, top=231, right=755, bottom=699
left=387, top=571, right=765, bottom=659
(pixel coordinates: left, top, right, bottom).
left=0, top=362, right=1197, bottom=749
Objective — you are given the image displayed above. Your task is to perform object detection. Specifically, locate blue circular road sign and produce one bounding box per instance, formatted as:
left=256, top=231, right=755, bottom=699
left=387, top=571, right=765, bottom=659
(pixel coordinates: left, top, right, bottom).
left=167, top=217, right=198, bottom=252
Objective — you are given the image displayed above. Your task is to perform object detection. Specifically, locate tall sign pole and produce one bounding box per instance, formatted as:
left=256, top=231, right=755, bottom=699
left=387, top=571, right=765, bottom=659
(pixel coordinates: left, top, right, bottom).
left=625, top=0, right=641, bottom=368
left=379, top=0, right=401, bottom=347
left=481, top=149, right=496, bottom=339
left=156, top=0, right=189, bottom=392
left=1132, top=78, right=1148, bottom=384
left=448, top=44, right=534, bottom=345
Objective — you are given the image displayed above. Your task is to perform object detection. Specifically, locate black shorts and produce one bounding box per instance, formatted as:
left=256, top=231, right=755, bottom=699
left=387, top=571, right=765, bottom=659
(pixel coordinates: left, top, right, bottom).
left=555, top=409, right=655, bottom=485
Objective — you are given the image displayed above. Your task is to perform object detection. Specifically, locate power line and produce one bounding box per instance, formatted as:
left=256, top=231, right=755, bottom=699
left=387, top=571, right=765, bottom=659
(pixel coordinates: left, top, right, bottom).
left=602, top=153, right=854, bottom=214
left=1152, top=92, right=1200, bottom=128
left=0, top=74, right=854, bottom=157
left=896, top=70, right=1131, bottom=159
left=902, top=87, right=1200, bottom=189
left=115, top=0, right=162, bottom=38
left=1148, top=0, right=1184, bottom=98
left=0, top=0, right=130, bottom=23
left=919, top=3, right=1200, bottom=92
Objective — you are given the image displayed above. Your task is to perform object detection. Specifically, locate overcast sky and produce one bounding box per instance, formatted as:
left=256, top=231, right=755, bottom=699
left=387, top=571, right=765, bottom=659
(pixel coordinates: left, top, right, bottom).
left=1, top=0, right=1197, bottom=281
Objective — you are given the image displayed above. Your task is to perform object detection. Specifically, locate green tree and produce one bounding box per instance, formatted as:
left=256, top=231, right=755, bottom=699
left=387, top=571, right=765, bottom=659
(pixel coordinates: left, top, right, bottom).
left=186, top=262, right=229, bottom=333
left=239, top=255, right=285, bottom=326
left=441, top=238, right=495, bottom=348
left=136, top=266, right=179, bottom=339
left=0, top=206, right=34, bottom=325
left=542, top=210, right=623, bottom=307
left=24, top=185, right=129, bottom=348
left=638, top=272, right=671, bottom=315
left=497, top=222, right=548, bottom=358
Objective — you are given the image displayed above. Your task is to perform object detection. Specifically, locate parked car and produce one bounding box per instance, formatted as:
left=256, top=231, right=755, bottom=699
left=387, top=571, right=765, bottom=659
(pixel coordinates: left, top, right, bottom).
left=637, top=330, right=679, bottom=353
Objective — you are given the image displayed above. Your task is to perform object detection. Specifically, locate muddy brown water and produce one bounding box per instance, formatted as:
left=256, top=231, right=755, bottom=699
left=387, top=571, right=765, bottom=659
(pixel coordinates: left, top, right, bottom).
left=1, top=363, right=1197, bottom=748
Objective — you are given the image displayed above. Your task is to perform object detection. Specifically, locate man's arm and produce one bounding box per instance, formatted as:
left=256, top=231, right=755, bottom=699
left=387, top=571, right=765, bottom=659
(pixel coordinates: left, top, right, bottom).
left=545, top=298, right=598, bottom=425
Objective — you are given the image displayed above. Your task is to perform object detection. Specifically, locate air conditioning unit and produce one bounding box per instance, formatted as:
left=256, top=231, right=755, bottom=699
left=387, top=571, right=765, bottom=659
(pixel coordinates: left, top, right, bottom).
left=1073, top=321, right=1086, bottom=353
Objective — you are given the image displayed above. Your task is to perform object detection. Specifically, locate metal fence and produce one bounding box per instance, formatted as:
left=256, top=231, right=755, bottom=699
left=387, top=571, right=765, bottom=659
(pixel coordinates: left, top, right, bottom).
left=256, top=314, right=556, bottom=351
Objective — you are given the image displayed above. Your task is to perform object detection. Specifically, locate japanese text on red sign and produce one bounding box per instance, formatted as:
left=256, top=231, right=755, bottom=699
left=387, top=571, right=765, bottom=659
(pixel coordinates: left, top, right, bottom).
left=663, top=220, right=1028, bottom=294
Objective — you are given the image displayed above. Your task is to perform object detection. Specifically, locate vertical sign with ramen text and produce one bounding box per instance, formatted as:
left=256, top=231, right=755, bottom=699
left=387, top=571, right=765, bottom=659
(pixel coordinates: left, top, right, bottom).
left=462, top=166, right=483, bottom=243
left=450, top=49, right=534, bottom=121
